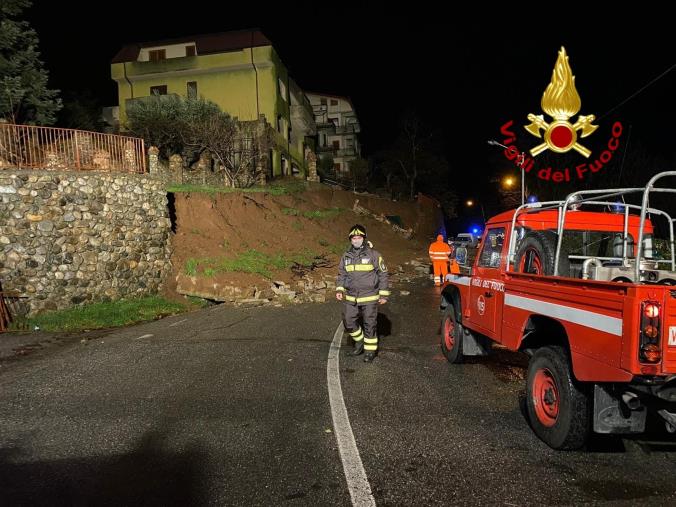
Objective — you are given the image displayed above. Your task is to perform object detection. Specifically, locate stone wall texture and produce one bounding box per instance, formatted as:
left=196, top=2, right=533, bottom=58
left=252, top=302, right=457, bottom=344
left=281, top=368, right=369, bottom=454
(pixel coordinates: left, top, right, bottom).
left=0, top=170, right=172, bottom=315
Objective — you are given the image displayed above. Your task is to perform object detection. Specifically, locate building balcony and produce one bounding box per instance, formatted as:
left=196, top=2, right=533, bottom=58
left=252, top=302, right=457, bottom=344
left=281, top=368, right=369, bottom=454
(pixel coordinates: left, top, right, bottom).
left=124, top=57, right=199, bottom=76
left=335, top=124, right=361, bottom=134
left=316, top=123, right=336, bottom=133
left=336, top=148, right=358, bottom=157
left=317, top=146, right=358, bottom=157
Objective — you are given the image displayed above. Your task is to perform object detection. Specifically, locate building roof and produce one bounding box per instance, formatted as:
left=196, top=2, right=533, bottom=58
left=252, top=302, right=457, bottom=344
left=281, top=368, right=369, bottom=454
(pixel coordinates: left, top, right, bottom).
left=111, top=29, right=272, bottom=63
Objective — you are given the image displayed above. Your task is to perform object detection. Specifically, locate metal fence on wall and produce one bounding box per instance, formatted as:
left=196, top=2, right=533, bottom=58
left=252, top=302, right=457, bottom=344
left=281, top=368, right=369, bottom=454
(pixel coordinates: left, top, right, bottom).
left=0, top=124, right=146, bottom=173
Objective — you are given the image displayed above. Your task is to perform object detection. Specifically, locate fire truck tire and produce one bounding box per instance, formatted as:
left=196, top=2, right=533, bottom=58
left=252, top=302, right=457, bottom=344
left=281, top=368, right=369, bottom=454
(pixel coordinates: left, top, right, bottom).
left=514, top=231, right=569, bottom=277
left=440, top=303, right=463, bottom=363
left=526, top=346, right=590, bottom=450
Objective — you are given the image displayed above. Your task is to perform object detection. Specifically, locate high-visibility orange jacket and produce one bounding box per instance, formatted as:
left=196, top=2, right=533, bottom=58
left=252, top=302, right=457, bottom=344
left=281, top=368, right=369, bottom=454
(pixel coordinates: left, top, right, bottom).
left=428, top=235, right=451, bottom=262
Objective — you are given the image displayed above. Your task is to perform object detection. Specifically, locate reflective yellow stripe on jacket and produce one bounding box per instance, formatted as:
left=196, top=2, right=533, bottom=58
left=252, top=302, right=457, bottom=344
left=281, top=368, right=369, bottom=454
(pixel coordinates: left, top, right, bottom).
left=345, top=264, right=375, bottom=272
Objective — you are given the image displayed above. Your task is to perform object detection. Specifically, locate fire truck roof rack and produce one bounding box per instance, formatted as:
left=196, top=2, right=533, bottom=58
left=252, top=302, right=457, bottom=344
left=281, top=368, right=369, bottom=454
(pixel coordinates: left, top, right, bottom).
left=506, top=171, right=676, bottom=280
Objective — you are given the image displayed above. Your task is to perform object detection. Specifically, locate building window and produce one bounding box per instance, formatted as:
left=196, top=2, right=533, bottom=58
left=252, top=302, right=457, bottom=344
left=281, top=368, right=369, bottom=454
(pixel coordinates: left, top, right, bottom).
left=320, top=97, right=327, bottom=106
left=150, top=85, right=167, bottom=96
left=329, top=117, right=339, bottom=127
left=149, top=49, right=166, bottom=62
left=330, top=99, right=338, bottom=106
left=334, top=163, right=342, bottom=172
left=332, top=140, right=340, bottom=149
left=187, top=81, right=197, bottom=99
left=277, top=115, right=282, bottom=133
left=186, top=45, right=196, bottom=57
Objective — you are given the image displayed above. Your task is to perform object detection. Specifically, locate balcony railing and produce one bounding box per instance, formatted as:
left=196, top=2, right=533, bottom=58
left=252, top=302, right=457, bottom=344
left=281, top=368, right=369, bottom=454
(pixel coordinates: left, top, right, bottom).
left=316, top=122, right=336, bottom=132
left=336, top=148, right=358, bottom=157
left=335, top=124, right=361, bottom=134
left=0, top=124, right=146, bottom=173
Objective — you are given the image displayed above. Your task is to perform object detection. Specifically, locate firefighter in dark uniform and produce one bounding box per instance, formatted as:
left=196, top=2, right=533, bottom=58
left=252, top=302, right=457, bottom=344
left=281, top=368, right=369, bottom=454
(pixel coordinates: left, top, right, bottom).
left=336, top=224, right=390, bottom=362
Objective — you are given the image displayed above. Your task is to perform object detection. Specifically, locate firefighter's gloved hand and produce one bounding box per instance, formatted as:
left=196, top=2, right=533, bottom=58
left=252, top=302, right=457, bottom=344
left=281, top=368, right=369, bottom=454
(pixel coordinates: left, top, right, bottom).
left=336, top=292, right=344, bottom=301
left=378, top=298, right=387, bottom=305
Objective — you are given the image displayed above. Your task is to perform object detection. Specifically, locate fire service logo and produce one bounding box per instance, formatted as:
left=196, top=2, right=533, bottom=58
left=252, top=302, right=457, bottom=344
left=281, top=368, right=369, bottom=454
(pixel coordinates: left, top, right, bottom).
left=525, top=47, right=597, bottom=157
left=498, top=47, right=623, bottom=182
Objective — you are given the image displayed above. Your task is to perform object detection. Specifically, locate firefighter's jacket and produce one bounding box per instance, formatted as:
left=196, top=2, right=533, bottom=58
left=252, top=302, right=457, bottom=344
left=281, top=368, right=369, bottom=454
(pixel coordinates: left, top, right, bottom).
left=336, top=245, right=390, bottom=304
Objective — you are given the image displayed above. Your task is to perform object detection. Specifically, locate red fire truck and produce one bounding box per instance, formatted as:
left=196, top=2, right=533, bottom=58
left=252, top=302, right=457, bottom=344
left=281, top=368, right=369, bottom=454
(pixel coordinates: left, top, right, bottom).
left=441, top=171, right=676, bottom=449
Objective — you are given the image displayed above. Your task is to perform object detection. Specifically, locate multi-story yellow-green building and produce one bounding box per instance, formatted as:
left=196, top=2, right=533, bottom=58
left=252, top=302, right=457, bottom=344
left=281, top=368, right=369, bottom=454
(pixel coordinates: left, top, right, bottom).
left=111, top=29, right=315, bottom=177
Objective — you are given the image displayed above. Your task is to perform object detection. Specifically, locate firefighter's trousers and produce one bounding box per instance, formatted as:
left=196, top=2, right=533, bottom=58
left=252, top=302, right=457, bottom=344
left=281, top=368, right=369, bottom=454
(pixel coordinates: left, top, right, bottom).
left=432, top=261, right=449, bottom=285
left=343, top=302, right=379, bottom=352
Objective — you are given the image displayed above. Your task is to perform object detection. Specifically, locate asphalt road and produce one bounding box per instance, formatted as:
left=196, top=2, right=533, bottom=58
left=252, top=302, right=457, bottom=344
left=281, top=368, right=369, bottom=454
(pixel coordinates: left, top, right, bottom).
left=1, top=279, right=675, bottom=506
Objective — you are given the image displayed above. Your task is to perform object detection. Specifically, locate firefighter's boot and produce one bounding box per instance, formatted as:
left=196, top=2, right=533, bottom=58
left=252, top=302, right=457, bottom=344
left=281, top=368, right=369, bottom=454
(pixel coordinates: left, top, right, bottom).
left=363, top=351, right=377, bottom=363
left=347, top=327, right=364, bottom=356
left=348, top=340, right=364, bottom=356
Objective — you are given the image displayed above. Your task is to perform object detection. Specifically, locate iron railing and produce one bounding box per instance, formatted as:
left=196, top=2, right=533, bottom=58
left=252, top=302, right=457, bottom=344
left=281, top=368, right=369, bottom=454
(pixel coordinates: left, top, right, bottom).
left=0, top=124, right=146, bottom=173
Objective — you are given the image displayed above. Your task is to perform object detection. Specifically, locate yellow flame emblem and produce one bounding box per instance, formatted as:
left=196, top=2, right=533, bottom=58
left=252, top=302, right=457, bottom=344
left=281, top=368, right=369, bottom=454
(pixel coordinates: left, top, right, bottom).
left=525, top=47, right=598, bottom=157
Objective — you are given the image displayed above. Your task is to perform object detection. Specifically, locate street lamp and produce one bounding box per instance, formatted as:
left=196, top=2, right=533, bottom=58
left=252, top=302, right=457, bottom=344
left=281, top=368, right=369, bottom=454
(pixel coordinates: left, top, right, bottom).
left=502, top=176, right=516, bottom=188
left=465, top=199, right=486, bottom=225
left=488, top=140, right=525, bottom=206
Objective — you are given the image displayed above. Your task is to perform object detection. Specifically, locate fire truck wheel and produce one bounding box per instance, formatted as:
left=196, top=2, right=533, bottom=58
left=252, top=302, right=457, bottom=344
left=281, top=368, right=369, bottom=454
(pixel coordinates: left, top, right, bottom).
left=440, top=303, right=463, bottom=363
left=526, top=346, right=590, bottom=450
left=515, top=231, right=569, bottom=277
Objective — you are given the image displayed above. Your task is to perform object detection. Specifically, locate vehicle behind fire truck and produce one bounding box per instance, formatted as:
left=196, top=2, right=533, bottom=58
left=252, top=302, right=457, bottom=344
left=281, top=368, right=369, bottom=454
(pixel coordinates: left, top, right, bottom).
left=440, top=172, right=676, bottom=449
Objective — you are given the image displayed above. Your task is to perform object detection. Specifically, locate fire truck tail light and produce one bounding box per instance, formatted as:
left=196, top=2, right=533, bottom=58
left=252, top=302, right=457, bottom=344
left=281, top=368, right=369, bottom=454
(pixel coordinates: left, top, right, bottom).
left=639, top=301, right=662, bottom=365
left=641, top=344, right=661, bottom=363
left=644, top=304, right=660, bottom=318
left=643, top=325, right=659, bottom=338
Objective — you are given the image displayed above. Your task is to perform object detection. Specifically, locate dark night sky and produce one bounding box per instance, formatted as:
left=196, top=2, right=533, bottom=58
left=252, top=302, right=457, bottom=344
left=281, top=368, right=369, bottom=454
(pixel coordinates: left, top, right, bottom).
left=26, top=2, right=676, bottom=216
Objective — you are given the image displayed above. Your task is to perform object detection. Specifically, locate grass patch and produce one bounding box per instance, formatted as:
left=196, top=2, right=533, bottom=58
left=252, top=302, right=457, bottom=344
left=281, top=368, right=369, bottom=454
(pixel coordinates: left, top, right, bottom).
left=187, top=248, right=320, bottom=279
left=185, top=258, right=198, bottom=276
left=185, top=296, right=210, bottom=308
left=303, top=207, right=343, bottom=219
left=283, top=207, right=343, bottom=219
left=168, top=180, right=307, bottom=196
left=24, top=296, right=187, bottom=332
left=329, top=243, right=346, bottom=256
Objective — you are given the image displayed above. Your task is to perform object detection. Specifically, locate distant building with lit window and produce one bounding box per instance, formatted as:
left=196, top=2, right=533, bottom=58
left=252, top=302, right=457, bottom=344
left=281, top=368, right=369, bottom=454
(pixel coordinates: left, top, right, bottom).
left=305, top=93, right=361, bottom=176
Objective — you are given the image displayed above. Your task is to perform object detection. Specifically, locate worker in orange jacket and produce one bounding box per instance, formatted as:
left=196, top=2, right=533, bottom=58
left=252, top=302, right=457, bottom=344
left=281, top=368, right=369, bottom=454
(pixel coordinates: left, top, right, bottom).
left=428, top=234, right=451, bottom=286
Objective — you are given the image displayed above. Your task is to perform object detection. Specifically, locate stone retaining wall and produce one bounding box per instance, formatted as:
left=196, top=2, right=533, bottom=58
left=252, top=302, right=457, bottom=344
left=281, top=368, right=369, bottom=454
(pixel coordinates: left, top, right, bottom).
left=0, top=170, right=172, bottom=315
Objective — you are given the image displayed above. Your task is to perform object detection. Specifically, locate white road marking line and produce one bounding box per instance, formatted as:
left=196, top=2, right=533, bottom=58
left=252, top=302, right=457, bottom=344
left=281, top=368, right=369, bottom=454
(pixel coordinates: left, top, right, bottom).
left=168, top=318, right=188, bottom=327
left=327, top=322, right=376, bottom=507
left=135, top=334, right=153, bottom=340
